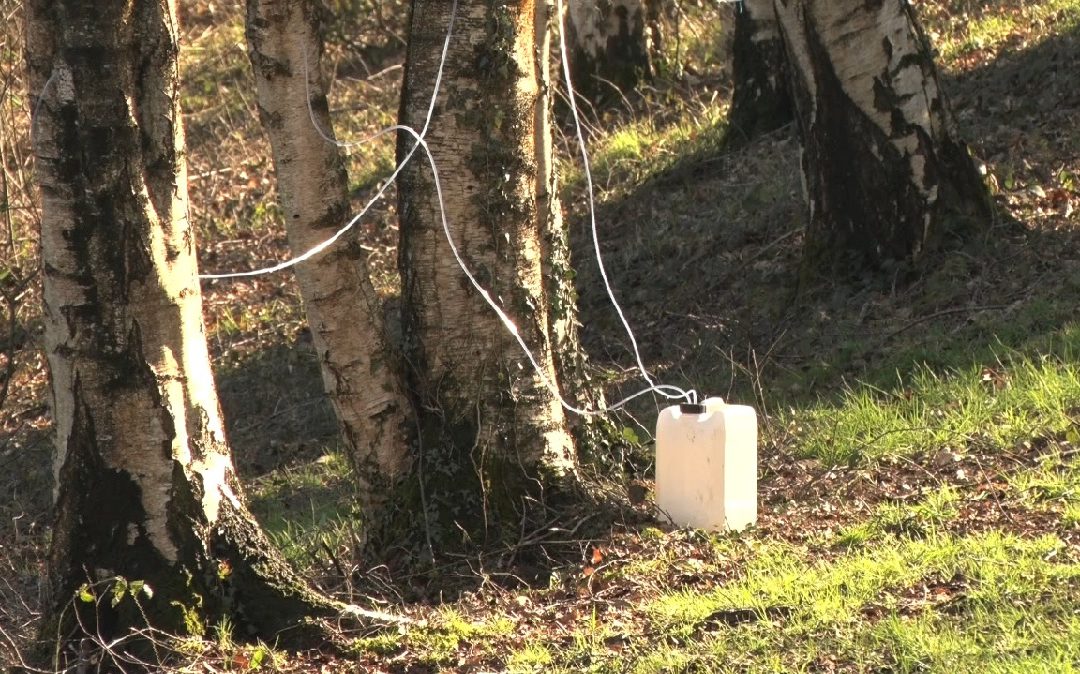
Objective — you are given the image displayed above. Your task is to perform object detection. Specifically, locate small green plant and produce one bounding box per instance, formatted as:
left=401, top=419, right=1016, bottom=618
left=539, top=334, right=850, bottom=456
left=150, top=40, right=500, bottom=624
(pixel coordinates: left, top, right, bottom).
left=1010, top=452, right=1080, bottom=506
left=214, top=615, right=236, bottom=652
left=838, top=486, right=961, bottom=547
left=506, top=643, right=554, bottom=672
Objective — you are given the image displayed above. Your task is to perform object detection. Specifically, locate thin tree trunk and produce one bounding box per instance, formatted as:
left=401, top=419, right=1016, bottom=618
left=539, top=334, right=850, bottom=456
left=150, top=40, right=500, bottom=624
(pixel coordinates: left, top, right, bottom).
left=396, top=0, right=580, bottom=547
left=245, top=0, right=412, bottom=522
left=728, top=0, right=792, bottom=143
left=535, top=0, right=610, bottom=457
left=565, top=0, right=655, bottom=105
left=773, top=0, right=991, bottom=277
left=26, top=0, right=340, bottom=657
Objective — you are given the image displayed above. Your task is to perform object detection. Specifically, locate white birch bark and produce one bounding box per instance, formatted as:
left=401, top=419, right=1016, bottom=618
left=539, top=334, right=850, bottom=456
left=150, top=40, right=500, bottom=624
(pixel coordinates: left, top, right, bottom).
left=565, top=0, right=654, bottom=102
left=245, top=0, right=413, bottom=517
left=772, top=0, right=989, bottom=272
left=27, top=0, right=341, bottom=649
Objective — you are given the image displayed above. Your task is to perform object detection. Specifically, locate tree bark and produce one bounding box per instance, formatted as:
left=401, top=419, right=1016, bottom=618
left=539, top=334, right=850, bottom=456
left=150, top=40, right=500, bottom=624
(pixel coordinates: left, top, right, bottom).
left=395, top=0, right=581, bottom=548
left=244, top=0, right=413, bottom=524
left=772, top=0, right=991, bottom=277
left=728, top=0, right=792, bottom=143
left=536, top=16, right=612, bottom=460
left=26, top=0, right=339, bottom=658
left=564, top=0, right=655, bottom=105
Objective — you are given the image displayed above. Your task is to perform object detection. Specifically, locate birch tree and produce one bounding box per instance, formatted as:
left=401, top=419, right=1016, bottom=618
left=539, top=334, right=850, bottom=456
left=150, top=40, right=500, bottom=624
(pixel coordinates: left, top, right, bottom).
left=244, top=0, right=413, bottom=524
left=564, top=0, right=657, bottom=105
left=26, top=0, right=349, bottom=656
left=773, top=0, right=991, bottom=275
left=395, top=0, right=584, bottom=545
left=728, top=0, right=791, bottom=143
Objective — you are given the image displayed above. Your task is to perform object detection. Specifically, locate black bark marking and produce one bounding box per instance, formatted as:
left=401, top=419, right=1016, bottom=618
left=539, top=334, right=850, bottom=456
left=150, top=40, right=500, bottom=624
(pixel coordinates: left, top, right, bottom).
left=782, top=0, right=992, bottom=279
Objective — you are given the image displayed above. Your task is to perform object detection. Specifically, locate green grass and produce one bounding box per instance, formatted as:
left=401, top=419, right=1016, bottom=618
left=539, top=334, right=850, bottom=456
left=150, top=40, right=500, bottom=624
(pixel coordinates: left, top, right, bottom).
left=350, top=608, right=516, bottom=667
left=247, top=452, right=362, bottom=572
left=837, top=485, right=962, bottom=548
left=1010, top=450, right=1080, bottom=510
left=563, top=104, right=729, bottom=201
left=480, top=530, right=1080, bottom=672
left=560, top=532, right=1079, bottom=673
left=776, top=339, right=1080, bottom=465
left=933, top=0, right=1080, bottom=63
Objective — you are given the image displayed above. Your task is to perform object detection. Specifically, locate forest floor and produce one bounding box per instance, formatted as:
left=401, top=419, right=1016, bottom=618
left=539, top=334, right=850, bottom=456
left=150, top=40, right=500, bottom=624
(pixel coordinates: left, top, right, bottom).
left=2, top=0, right=1080, bottom=671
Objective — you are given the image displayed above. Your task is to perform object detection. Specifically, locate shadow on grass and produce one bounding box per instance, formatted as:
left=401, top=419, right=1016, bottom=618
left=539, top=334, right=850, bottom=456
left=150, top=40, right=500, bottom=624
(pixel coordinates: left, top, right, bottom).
left=568, top=21, right=1080, bottom=431
left=215, top=338, right=340, bottom=477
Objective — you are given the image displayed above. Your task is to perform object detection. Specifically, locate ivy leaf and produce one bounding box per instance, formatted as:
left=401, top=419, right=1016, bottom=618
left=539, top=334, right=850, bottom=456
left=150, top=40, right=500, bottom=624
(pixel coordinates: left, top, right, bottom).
left=620, top=426, right=641, bottom=445
left=250, top=644, right=268, bottom=670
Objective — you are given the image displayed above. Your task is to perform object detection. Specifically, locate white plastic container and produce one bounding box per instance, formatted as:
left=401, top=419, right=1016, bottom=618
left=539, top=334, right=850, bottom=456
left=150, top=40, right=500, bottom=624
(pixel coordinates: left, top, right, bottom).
left=655, top=396, right=757, bottom=531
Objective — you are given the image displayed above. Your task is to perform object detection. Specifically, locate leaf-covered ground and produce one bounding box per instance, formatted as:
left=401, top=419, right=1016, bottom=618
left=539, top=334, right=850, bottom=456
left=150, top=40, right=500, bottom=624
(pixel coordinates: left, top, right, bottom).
left=2, top=0, right=1079, bottom=671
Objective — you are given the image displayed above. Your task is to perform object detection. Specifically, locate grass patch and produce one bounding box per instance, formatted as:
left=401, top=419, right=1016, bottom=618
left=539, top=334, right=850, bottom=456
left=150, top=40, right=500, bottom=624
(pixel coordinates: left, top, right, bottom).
left=930, top=0, right=1080, bottom=64
left=563, top=104, right=729, bottom=201
left=1010, top=451, right=1080, bottom=509
left=248, top=452, right=361, bottom=572
left=837, top=485, right=962, bottom=548
left=505, top=643, right=554, bottom=673
left=776, top=340, right=1080, bottom=465
left=355, top=608, right=516, bottom=668
left=637, top=532, right=1080, bottom=672
left=490, top=531, right=1080, bottom=673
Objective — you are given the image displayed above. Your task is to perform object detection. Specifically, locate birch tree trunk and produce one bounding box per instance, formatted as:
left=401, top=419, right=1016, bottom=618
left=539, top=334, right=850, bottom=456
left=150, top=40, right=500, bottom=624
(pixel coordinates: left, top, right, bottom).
left=244, top=0, right=412, bottom=524
left=395, top=0, right=581, bottom=547
left=26, top=0, right=338, bottom=656
left=565, top=0, right=655, bottom=105
left=728, top=0, right=792, bottom=143
left=773, top=0, right=991, bottom=276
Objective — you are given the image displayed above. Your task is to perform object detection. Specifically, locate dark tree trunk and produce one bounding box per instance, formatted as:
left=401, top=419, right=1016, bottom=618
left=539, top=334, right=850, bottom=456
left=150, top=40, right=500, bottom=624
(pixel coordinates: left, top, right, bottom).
left=728, top=0, right=792, bottom=143
left=25, top=0, right=347, bottom=662
left=565, top=0, right=656, bottom=105
left=394, top=0, right=583, bottom=552
left=773, top=0, right=991, bottom=278
left=245, top=0, right=413, bottom=528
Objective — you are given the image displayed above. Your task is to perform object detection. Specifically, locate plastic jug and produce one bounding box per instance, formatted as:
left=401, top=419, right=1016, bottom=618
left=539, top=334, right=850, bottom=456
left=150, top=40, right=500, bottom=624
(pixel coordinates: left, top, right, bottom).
left=655, top=396, right=757, bottom=531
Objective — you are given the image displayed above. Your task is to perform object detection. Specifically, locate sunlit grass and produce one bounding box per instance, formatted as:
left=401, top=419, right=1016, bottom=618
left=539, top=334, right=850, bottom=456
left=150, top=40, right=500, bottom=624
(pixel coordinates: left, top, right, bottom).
left=775, top=337, right=1080, bottom=465
left=350, top=607, right=517, bottom=668
left=837, top=485, right=962, bottom=548
left=1010, top=450, right=1080, bottom=510
left=489, top=529, right=1080, bottom=672
left=562, top=103, right=729, bottom=201
left=638, top=532, right=1080, bottom=672
left=931, top=0, right=1080, bottom=64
